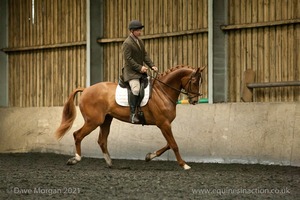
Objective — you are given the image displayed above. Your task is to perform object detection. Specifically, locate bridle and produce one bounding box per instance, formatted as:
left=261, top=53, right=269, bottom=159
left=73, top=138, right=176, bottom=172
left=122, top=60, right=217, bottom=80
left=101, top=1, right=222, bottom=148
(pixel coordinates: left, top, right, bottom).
left=181, top=71, right=202, bottom=100
left=149, top=70, right=202, bottom=104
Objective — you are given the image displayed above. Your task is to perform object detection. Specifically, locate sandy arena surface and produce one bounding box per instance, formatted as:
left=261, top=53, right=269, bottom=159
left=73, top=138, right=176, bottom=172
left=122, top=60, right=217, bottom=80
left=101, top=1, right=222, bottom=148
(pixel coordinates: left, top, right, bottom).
left=0, top=153, right=299, bottom=199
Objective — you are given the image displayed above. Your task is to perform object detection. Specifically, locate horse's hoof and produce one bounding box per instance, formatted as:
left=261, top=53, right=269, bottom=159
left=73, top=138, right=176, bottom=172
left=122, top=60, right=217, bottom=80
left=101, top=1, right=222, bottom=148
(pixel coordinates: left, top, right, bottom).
left=66, top=157, right=79, bottom=165
left=145, top=153, right=152, bottom=162
left=103, top=153, right=112, bottom=167
left=106, top=162, right=113, bottom=168
left=183, top=164, right=191, bottom=170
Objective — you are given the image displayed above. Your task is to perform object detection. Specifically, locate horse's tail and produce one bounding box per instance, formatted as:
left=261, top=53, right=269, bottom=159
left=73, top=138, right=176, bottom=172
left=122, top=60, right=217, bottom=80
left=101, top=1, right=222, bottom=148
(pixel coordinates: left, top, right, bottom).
left=54, top=88, right=85, bottom=140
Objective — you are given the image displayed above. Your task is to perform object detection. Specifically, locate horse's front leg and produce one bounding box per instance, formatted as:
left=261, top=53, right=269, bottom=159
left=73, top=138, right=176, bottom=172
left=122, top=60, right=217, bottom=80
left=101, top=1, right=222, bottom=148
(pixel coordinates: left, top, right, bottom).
left=145, top=144, right=170, bottom=162
left=158, top=123, right=191, bottom=170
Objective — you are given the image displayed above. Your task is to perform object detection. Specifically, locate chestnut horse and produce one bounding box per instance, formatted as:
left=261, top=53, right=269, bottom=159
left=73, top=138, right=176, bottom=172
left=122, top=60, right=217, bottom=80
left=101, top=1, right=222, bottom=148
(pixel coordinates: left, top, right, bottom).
left=55, top=65, right=205, bottom=170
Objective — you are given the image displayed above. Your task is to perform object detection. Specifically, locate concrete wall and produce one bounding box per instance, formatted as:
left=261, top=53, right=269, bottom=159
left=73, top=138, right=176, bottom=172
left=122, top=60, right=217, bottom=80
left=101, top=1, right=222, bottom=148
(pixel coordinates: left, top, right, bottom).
left=0, top=103, right=299, bottom=167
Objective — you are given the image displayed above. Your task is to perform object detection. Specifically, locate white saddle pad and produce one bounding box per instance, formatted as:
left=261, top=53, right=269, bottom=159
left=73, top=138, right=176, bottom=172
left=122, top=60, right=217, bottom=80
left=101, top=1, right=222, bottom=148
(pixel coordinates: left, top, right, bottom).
left=115, top=84, right=150, bottom=107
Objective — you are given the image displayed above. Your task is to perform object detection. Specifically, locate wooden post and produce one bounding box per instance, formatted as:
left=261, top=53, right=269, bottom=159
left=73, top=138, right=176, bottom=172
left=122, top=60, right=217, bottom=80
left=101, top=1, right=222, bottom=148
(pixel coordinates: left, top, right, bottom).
left=241, top=69, right=255, bottom=102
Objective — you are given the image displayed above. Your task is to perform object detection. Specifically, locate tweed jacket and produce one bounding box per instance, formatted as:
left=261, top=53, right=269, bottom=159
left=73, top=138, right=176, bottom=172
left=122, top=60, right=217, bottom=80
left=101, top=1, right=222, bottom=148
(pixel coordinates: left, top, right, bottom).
left=122, top=35, right=154, bottom=82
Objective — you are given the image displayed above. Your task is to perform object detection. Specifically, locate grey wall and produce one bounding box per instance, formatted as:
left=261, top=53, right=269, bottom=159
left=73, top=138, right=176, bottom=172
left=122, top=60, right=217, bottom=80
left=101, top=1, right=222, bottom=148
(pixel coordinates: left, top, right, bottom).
left=212, top=0, right=227, bottom=102
left=0, top=0, right=8, bottom=107
left=88, top=0, right=104, bottom=85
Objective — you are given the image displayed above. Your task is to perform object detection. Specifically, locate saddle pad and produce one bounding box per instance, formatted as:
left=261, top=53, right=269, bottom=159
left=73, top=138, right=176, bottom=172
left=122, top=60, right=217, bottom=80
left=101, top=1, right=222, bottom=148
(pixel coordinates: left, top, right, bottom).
left=115, top=84, right=150, bottom=107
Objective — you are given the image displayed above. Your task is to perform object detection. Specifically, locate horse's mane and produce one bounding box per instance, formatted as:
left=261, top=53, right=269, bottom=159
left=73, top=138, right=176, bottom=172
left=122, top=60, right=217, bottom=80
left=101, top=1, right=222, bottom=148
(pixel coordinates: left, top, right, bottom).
left=157, top=65, right=195, bottom=78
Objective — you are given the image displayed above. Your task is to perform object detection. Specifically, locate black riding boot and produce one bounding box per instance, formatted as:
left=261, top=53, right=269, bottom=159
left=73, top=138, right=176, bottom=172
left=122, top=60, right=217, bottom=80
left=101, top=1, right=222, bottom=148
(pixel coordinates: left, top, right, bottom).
left=129, top=93, right=139, bottom=124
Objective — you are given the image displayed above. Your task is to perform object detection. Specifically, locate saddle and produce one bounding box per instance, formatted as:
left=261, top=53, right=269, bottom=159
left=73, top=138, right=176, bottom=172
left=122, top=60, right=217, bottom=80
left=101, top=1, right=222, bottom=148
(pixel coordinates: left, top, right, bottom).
left=116, top=75, right=151, bottom=125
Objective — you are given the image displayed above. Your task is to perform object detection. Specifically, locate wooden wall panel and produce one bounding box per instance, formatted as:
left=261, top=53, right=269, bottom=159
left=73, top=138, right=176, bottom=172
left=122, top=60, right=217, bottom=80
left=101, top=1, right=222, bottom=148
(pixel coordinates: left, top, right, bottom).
left=99, top=0, right=209, bottom=100
left=7, top=0, right=86, bottom=107
left=226, top=0, right=300, bottom=102
left=8, top=0, right=297, bottom=105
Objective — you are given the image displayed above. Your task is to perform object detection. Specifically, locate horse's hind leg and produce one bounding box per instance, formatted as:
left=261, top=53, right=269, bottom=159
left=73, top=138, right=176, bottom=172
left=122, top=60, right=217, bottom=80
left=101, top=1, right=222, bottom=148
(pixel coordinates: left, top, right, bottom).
left=145, top=144, right=170, bottom=162
left=67, top=122, right=98, bottom=165
left=97, top=115, right=113, bottom=167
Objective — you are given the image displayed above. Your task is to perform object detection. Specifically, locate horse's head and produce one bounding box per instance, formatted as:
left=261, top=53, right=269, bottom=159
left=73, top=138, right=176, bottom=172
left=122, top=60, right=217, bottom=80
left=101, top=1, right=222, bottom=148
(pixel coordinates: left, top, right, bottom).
left=182, top=66, right=206, bottom=105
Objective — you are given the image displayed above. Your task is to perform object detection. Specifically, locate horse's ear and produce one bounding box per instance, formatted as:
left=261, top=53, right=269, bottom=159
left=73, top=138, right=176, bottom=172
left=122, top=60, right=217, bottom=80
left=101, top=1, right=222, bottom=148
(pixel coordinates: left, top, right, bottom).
left=199, top=65, right=206, bottom=72
left=195, top=66, right=205, bottom=74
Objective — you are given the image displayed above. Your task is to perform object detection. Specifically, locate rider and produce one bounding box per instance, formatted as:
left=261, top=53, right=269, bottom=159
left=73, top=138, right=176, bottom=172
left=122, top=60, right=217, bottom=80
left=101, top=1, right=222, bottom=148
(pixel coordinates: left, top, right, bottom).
left=122, top=20, right=158, bottom=123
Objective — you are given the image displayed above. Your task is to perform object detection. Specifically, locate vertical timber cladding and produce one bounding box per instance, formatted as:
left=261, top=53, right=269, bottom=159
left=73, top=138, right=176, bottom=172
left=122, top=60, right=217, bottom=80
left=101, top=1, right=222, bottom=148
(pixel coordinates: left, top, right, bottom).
left=99, top=0, right=208, bottom=99
left=7, top=0, right=86, bottom=107
left=225, top=0, right=300, bottom=102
